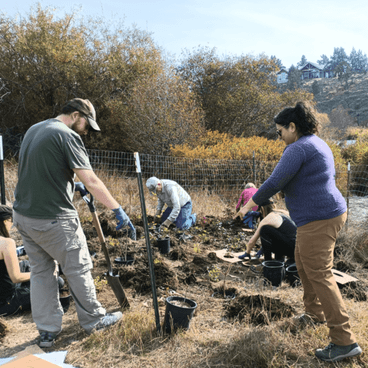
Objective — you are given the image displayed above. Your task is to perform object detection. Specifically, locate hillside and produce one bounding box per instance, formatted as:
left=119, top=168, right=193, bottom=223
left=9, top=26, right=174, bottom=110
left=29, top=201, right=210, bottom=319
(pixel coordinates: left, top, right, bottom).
left=302, top=73, right=368, bottom=128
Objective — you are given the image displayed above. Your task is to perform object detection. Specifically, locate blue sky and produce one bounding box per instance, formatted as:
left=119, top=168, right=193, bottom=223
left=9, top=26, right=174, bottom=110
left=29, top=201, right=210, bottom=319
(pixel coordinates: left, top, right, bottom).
left=1, top=0, right=367, bottom=68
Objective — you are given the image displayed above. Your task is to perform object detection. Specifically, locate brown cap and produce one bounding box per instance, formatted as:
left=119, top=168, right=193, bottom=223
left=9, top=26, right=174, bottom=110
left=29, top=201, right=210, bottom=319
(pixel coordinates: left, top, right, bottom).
left=66, top=98, right=100, bottom=131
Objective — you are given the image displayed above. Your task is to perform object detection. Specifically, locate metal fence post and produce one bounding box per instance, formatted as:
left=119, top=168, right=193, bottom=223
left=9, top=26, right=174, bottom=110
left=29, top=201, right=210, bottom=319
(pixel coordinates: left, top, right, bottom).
left=0, top=135, right=5, bottom=205
left=346, top=162, right=350, bottom=230
left=253, top=151, right=256, bottom=185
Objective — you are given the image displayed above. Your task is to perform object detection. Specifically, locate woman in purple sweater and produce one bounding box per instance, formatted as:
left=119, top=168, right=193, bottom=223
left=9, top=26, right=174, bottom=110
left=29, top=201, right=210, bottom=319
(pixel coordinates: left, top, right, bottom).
left=234, top=102, right=361, bottom=362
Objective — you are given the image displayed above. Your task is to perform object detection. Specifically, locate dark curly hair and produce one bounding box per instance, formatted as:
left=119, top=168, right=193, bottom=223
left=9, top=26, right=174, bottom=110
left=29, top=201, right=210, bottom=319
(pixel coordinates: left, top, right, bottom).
left=274, top=101, right=320, bottom=135
left=0, top=205, right=12, bottom=238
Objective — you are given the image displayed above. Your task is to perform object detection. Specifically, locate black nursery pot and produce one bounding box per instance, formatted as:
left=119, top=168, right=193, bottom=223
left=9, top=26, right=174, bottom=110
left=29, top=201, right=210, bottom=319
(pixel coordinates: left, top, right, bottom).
left=285, top=264, right=301, bottom=287
left=59, top=289, right=71, bottom=313
left=157, top=236, right=170, bottom=254
left=114, top=254, right=135, bottom=265
left=164, top=296, right=197, bottom=334
left=262, top=260, right=285, bottom=287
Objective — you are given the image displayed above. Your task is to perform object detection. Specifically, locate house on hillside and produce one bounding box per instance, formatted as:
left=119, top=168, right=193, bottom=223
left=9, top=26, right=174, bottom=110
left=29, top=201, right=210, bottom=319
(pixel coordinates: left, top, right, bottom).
left=299, top=62, right=333, bottom=80
left=277, top=61, right=334, bottom=84
left=276, top=68, right=288, bottom=84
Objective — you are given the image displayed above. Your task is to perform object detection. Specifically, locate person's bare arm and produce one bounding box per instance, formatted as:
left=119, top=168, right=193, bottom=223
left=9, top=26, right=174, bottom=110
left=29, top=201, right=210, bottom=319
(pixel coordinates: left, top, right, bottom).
left=245, top=213, right=283, bottom=253
left=73, top=168, right=119, bottom=210
left=233, top=197, right=258, bottom=220
left=0, top=239, right=30, bottom=283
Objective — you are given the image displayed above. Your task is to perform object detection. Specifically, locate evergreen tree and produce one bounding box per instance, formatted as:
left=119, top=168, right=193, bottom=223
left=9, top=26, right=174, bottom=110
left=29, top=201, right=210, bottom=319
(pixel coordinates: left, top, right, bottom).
left=297, top=55, right=308, bottom=68
left=327, top=47, right=348, bottom=74
left=287, top=65, right=302, bottom=90
left=349, top=48, right=368, bottom=73
left=317, top=54, right=329, bottom=68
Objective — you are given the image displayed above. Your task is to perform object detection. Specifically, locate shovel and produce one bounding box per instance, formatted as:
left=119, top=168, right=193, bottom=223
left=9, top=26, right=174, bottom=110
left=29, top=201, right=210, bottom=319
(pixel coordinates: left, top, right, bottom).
left=83, top=194, right=130, bottom=309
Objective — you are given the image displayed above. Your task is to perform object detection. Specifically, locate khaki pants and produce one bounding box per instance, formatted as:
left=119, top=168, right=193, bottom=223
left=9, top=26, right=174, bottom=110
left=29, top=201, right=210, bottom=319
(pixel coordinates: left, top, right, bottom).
left=295, top=212, right=356, bottom=346
left=13, top=211, right=106, bottom=333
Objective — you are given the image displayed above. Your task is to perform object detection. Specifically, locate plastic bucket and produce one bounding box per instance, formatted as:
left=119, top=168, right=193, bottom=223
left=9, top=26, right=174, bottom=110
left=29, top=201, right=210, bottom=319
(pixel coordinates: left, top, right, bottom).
left=285, top=264, right=300, bottom=287
left=262, top=260, right=285, bottom=287
left=164, top=296, right=197, bottom=333
left=157, top=237, right=170, bottom=254
left=59, top=289, right=71, bottom=313
left=114, top=255, right=135, bottom=265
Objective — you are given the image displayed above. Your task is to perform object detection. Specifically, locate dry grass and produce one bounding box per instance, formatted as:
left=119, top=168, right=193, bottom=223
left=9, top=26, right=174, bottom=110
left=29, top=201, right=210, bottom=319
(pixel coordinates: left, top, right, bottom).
left=64, top=278, right=368, bottom=368
left=2, top=164, right=368, bottom=367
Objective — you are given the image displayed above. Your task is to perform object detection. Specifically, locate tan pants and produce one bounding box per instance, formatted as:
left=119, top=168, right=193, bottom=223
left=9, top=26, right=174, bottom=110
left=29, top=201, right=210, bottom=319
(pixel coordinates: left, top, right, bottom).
left=295, top=212, right=356, bottom=346
left=13, top=211, right=106, bottom=333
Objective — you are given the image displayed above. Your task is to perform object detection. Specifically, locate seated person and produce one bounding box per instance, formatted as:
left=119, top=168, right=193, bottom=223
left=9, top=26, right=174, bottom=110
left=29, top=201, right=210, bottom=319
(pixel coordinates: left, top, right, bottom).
left=238, top=198, right=296, bottom=264
left=146, top=177, right=196, bottom=230
left=0, top=205, right=31, bottom=317
left=236, top=183, right=258, bottom=212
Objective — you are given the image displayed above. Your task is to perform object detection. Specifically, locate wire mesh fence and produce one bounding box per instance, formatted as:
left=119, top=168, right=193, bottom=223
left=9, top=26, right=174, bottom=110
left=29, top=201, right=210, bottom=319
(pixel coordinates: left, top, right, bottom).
left=86, top=148, right=368, bottom=194
left=86, top=149, right=368, bottom=228
left=86, top=149, right=277, bottom=192
left=2, top=149, right=368, bottom=227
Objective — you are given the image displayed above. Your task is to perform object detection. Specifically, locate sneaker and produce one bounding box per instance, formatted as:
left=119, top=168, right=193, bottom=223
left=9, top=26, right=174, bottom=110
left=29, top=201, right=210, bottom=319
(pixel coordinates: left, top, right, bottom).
left=293, top=313, right=326, bottom=327
left=94, top=311, right=123, bottom=331
left=315, top=342, right=362, bottom=362
left=38, top=330, right=61, bottom=348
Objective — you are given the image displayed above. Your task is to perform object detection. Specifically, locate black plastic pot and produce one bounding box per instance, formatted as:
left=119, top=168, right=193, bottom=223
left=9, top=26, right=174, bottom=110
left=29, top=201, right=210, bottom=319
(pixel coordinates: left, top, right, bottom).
left=157, top=237, right=170, bottom=254
left=59, top=289, right=71, bottom=313
left=285, top=263, right=301, bottom=287
left=262, top=260, right=285, bottom=287
left=164, top=296, right=197, bottom=334
left=114, top=255, right=135, bottom=265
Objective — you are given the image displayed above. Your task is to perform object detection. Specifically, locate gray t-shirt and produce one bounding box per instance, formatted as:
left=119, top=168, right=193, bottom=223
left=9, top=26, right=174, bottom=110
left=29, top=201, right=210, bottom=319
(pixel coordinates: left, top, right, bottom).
left=14, top=119, right=92, bottom=219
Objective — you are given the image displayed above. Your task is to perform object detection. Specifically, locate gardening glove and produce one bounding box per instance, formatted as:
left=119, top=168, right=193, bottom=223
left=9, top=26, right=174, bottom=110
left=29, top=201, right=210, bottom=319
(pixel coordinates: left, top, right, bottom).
left=153, top=210, right=161, bottom=223
left=238, top=252, right=251, bottom=260
left=112, top=206, right=130, bottom=231
left=256, top=247, right=264, bottom=258
left=74, top=182, right=89, bottom=197
left=127, top=221, right=137, bottom=241
left=161, top=219, right=173, bottom=228
left=242, top=211, right=261, bottom=229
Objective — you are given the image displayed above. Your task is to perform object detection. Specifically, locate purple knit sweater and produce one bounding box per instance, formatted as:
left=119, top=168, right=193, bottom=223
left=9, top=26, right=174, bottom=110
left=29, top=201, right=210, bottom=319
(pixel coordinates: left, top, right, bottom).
left=252, top=135, right=346, bottom=227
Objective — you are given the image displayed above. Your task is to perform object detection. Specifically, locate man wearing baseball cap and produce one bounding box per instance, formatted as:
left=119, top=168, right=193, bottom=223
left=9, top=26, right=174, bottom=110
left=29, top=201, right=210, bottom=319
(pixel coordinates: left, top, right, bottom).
left=13, top=98, right=135, bottom=347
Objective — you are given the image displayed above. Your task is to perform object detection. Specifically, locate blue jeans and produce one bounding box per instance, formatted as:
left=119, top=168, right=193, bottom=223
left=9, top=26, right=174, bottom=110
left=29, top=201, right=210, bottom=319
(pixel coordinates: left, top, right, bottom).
left=161, top=201, right=196, bottom=230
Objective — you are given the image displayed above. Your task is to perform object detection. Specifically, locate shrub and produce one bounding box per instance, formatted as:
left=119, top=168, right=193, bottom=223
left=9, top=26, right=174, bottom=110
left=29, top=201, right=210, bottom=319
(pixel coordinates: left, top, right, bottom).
left=171, top=131, right=285, bottom=161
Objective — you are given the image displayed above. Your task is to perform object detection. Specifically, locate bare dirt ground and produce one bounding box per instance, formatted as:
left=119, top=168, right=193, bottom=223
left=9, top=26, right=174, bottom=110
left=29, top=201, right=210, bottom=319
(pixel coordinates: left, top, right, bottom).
left=1, top=209, right=367, bottom=366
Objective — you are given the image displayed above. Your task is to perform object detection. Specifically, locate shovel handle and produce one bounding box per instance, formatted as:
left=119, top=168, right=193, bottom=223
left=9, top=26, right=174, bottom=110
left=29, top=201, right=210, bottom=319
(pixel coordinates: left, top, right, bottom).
left=82, top=193, right=96, bottom=213
left=91, top=212, right=114, bottom=273
left=83, top=193, right=113, bottom=274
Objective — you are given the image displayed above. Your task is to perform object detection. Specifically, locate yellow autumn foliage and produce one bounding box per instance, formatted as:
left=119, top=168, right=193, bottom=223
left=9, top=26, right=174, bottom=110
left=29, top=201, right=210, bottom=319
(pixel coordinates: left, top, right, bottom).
left=171, top=130, right=349, bottom=195
left=170, top=131, right=285, bottom=162
left=342, top=128, right=368, bottom=165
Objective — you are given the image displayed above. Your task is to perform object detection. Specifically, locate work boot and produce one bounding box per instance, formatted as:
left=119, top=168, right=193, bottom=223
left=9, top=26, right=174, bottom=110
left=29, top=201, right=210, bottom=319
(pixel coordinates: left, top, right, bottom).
left=315, top=342, right=362, bottom=362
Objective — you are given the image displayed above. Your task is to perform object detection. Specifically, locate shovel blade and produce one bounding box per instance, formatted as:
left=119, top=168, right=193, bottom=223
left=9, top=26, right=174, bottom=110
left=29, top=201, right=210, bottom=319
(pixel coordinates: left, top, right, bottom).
left=105, top=272, right=130, bottom=309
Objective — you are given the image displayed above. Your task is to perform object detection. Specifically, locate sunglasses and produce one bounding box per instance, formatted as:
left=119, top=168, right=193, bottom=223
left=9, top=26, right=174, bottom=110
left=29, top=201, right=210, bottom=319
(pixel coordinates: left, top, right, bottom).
left=276, top=124, right=290, bottom=137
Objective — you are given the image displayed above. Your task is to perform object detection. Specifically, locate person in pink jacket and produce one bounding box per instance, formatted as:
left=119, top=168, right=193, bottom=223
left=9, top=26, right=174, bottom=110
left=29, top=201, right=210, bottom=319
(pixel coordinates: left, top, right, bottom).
left=236, top=183, right=258, bottom=212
